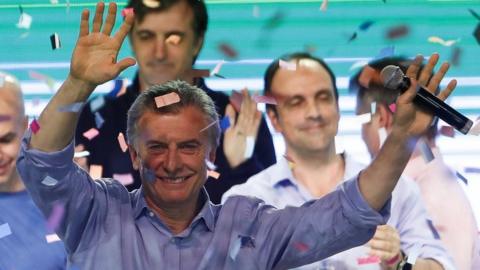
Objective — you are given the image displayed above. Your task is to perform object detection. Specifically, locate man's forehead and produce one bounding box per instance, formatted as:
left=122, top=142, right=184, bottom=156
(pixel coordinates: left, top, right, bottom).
left=133, top=2, right=194, bottom=30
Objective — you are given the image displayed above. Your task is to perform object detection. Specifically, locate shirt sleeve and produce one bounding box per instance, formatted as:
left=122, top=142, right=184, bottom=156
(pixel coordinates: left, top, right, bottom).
left=16, top=129, right=117, bottom=254
left=227, top=175, right=391, bottom=270
left=392, top=178, right=456, bottom=270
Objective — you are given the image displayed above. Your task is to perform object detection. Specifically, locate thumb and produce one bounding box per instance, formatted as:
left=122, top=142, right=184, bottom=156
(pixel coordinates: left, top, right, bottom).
left=397, top=78, right=418, bottom=105
left=115, top=57, right=136, bottom=75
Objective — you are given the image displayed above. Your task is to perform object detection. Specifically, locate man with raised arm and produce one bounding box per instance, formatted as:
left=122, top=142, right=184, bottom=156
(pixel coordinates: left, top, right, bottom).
left=16, top=3, right=457, bottom=269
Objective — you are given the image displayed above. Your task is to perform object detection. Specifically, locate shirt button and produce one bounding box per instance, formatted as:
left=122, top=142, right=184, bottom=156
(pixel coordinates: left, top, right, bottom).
left=149, top=212, right=154, bottom=217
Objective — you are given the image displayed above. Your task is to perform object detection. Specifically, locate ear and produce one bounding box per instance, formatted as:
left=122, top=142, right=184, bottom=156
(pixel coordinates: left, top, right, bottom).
left=376, top=104, right=394, bottom=131
left=267, top=108, right=283, bottom=133
left=129, top=146, right=140, bottom=171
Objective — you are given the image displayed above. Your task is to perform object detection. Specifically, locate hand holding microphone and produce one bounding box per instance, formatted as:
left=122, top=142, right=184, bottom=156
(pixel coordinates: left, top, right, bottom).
left=381, top=54, right=472, bottom=134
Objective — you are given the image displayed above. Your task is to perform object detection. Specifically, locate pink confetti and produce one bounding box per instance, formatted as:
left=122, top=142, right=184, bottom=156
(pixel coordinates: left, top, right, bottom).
left=121, top=7, right=134, bottom=18
left=154, top=92, right=180, bottom=108
left=46, top=202, right=65, bottom=232
left=89, top=165, right=103, bottom=179
left=293, top=242, right=309, bottom=252
left=439, top=125, right=455, bottom=138
left=30, top=119, right=40, bottom=134
left=207, top=170, right=220, bottom=179
left=199, top=120, right=218, bottom=133
left=320, top=0, right=328, bottom=11
left=82, top=128, right=99, bottom=140
left=229, top=90, right=243, bottom=112
left=357, top=255, right=381, bottom=265
left=45, top=233, right=61, bottom=243
left=388, top=103, right=396, bottom=113
left=117, top=132, right=128, bottom=152
left=253, top=95, right=277, bottom=105
left=113, top=173, right=134, bottom=186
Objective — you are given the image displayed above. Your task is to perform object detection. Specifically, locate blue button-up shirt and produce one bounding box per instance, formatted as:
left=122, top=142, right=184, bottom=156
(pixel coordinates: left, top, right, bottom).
left=17, top=131, right=390, bottom=270
left=223, top=153, right=455, bottom=270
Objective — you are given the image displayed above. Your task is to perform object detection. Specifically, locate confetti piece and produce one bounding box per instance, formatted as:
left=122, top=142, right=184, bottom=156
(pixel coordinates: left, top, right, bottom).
left=143, top=0, right=160, bottom=8
left=468, top=9, right=480, bottom=21
left=117, top=132, right=128, bottom=152
left=229, top=237, right=242, bottom=260
left=252, top=95, right=277, bottom=105
left=388, top=103, right=396, bottom=113
left=376, top=46, right=395, bottom=59
left=456, top=171, right=469, bottom=185
left=320, top=0, right=328, bottom=11
left=50, top=33, right=61, bottom=50
left=0, top=223, right=12, bottom=239
left=426, top=219, right=441, bottom=239
left=370, top=102, right=376, bottom=114
left=90, top=96, right=105, bottom=112
left=349, top=60, right=369, bottom=71
left=386, top=25, right=409, bottom=40
left=428, top=36, right=460, bottom=47
left=348, top=32, right=358, bottom=42
left=29, top=70, right=56, bottom=92
left=154, top=92, right=180, bottom=108
left=419, top=139, right=434, bottom=163
left=83, top=128, right=99, bottom=140
left=166, top=34, right=181, bottom=45
left=279, top=59, right=297, bottom=71
left=50, top=0, right=59, bottom=4
left=357, top=113, right=372, bottom=124
left=293, top=242, right=309, bottom=252
left=474, top=23, right=480, bottom=45
left=218, top=42, right=238, bottom=59
left=0, top=115, right=12, bottom=122
left=16, top=12, right=32, bottom=29
left=46, top=203, right=65, bottom=232
left=244, top=136, right=255, bottom=159
left=45, top=233, right=61, bottom=243
left=252, top=5, right=260, bottom=18
left=199, top=120, right=218, bottom=133
left=113, top=173, right=134, bottom=186
left=264, top=11, right=285, bottom=30
left=220, top=116, right=231, bottom=131
left=359, top=20, right=374, bottom=31
left=107, top=79, right=125, bottom=98
left=121, top=7, right=134, bottom=18
left=450, top=47, right=462, bottom=66
left=439, top=125, right=455, bottom=138
left=229, top=90, right=243, bottom=112
left=206, top=159, right=217, bottom=170
left=465, top=167, right=480, bottom=174
left=207, top=170, right=220, bottom=179
left=357, top=255, right=381, bottom=265
left=94, top=112, right=105, bottom=129
left=58, top=102, right=84, bottom=113
left=89, top=165, right=103, bottom=179
left=30, top=119, right=40, bottom=134
left=41, top=175, right=58, bottom=186
left=211, top=60, right=226, bottom=77
left=74, top=151, right=90, bottom=158
left=468, top=118, right=480, bottom=135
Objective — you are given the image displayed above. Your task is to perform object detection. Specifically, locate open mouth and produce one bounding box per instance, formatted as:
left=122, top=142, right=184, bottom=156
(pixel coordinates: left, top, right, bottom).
left=159, top=176, right=189, bottom=184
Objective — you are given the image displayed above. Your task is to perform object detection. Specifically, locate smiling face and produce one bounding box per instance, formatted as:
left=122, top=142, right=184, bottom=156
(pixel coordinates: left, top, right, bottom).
left=268, top=59, right=340, bottom=157
left=130, top=1, right=204, bottom=91
left=0, top=82, right=27, bottom=191
left=129, top=106, right=215, bottom=207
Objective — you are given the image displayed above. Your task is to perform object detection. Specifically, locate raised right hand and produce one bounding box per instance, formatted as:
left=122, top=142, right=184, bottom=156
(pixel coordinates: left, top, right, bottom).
left=70, top=2, right=136, bottom=88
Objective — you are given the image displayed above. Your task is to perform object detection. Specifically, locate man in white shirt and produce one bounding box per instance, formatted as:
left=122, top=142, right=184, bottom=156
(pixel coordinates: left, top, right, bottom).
left=223, top=52, right=455, bottom=270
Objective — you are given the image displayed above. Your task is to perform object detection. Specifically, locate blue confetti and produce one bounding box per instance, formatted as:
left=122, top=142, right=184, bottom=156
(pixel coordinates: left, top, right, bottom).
left=359, top=20, right=375, bottom=31
left=0, top=223, right=12, bottom=239
left=220, top=116, right=231, bottom=131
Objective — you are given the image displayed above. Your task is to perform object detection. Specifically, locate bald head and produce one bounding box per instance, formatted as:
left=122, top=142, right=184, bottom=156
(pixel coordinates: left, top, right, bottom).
left=0, top=71, right=25, bottom=120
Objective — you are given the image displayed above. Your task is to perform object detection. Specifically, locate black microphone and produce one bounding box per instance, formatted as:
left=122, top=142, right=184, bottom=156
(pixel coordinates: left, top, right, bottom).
left=380, top=65, right=473, bottom=135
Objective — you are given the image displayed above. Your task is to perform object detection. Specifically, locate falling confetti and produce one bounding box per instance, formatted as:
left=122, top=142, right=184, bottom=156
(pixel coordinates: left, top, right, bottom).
left=211, top=60, right=226, bottom=77
left=218, top=42, right=238, bottom=59
left=359, top=20, right=375, bottom=31
left=0, top=223, right=12, bottom=239
left=439, top=125, right=455, bottom=138
left=468, top=9, right=480, bottom=21
left=16, top=12, right=32, bottom=29
left=90, top=96, right=105, bottom=112
left=30, top=119, right=40, bottom=134
left=450, top=47, right=462, bottom=66
left=45, top=233, right=61, bottom=243
left=113, top=173, right=134, bottom=186
left=41, top=175, right=58, bottom=186
left=376, top=46, right=395, bottom=59
left=293, top=242, right=309, bottom=252
left=82, top=128, right=99, bottom=140
left=46, top=202, right=65, bottom=232
left=50, top=33, right=61, bottom=50
left=94, top=112, right=105, bottom=129
left=456, top=171, right=469, bottom=185
left=117, top=132, right=128, bottom=152
left=58, top=102, right=84, bottom=113
left=428, top=36, right=460, bottom=47
left=207, top=170, right=220, bottom=179
left=320, top=0, right=328, bottom=11
left=220, top=116, right=231, bottom=131
left=386, top=25, right=409, bottom=40
left=89, top=165, right=103, bottom=179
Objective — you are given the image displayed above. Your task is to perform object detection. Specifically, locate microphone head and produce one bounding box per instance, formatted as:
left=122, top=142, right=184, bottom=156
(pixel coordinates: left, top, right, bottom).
left=380, top=65, right=405, bottom=90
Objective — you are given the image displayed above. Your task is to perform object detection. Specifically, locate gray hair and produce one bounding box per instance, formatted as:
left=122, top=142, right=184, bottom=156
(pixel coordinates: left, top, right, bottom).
left=126, top=80, right=220, bottom=150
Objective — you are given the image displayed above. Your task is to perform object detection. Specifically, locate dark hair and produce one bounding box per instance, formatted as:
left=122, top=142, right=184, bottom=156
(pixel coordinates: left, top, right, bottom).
left=127, top=0, right=208, bottom=62
left=127, top=80, right=220, bottom=150
left=349, top=56, right=438, bottom=140
left=263, top=52, right=338, bottom=113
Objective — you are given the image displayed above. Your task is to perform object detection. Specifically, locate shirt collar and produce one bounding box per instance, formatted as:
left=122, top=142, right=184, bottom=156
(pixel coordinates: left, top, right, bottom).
left=132, top=186, right=215, bottom=232
left=269, top=156, right=298, bottom=188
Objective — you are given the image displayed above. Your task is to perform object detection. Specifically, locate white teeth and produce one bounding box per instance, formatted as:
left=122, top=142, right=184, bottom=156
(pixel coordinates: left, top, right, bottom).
left=162, top=177, right=187, bottom=183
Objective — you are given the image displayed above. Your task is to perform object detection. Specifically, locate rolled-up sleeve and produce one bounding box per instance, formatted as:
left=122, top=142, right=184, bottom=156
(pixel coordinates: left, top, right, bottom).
left=16, top=130, right=108, bottom=254
left=229, top=175, right=391, bottom=270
